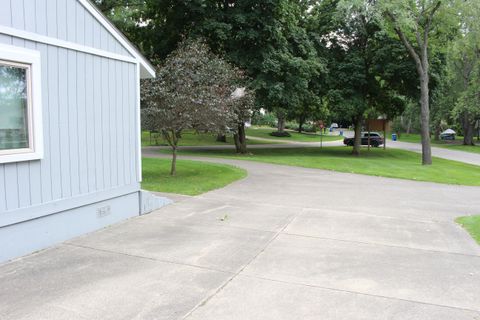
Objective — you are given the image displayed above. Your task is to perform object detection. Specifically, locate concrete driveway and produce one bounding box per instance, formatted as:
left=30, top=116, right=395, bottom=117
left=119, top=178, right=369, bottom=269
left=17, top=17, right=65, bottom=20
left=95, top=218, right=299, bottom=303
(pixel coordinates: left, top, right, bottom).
left=1, top=157, right=480, bottom=319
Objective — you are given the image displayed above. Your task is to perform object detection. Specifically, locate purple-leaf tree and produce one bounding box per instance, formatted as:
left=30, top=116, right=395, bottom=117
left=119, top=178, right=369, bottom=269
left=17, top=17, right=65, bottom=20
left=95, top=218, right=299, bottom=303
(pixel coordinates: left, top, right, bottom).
left=141, top=38, right=251, bottom=175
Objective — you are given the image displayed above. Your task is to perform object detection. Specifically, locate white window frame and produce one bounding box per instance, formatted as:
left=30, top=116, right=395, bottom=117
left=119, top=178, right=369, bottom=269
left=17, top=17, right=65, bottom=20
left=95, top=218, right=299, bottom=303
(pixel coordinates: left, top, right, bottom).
left=0, top=43, right=43, bottom=164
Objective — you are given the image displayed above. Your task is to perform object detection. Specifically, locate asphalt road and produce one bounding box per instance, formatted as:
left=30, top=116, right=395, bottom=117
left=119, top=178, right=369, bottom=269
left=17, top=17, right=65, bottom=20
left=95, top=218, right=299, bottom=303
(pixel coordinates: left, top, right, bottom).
left=387, top=140, right=480, bottom=166
left=1, top=153, right=479, bottom=319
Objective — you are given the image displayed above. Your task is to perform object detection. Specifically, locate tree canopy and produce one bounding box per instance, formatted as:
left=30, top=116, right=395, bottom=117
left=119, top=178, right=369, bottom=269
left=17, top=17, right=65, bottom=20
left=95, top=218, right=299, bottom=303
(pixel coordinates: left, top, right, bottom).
left=141, top=39, right=248, bottom=174
left=97, top=0, right=480, bottom=164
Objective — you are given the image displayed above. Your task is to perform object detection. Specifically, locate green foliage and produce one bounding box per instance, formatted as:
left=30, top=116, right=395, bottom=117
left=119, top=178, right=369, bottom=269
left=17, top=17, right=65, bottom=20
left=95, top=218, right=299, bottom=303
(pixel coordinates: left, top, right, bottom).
left=432, top=1, right=480, bottom=144
left=312, top=0, right=410, bottom=155
left=222, top=1, right=325, bottom=120
left=270, top=131, right=292, bottom=138
left=99, top=0, right=477, bottom=153
left=284, top=121, right=299, bottom=130
left=98, top=0, right=326, bottom=131
left=93, top=0, right=145, bottom=42
left=284, top=121, right=317, bottom=133
left=251, top=112, right=277, bottom=127
left=392, top=99, right=422, bottom=134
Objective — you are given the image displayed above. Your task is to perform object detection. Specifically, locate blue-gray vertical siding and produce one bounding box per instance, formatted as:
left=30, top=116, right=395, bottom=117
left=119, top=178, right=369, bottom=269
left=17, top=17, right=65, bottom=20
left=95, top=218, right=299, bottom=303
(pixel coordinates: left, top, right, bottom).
left=1, top=0, right=131, bottom=57
left=0, top=0, right=141, bottom=223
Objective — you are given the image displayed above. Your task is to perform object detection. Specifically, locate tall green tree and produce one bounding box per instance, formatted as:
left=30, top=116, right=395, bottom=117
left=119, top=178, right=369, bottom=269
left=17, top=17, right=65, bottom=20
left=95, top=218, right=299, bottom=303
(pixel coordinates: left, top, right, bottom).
left=448, top=2, right=480, bottom=145
left=213, top=1, right=324, bottom=133
left=380, top=0, right=448, bottom=164
left=97, top=0, right=325, bottom=136
left=320, top=0, right=408, bottom=155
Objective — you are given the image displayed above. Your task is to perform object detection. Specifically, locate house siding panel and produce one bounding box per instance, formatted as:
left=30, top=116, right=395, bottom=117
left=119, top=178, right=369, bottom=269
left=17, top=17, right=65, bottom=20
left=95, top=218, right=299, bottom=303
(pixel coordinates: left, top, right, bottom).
left=0, top=1, right=12, bottom=27
left=68, top=49, right=81, bottom=197
left=0, top=0, right=132, bottom=57
left=0, top=0, right=159, bottom=264
left=0, top=9, right=140, bottom=225
left=130, top=63, right=140, bottom=180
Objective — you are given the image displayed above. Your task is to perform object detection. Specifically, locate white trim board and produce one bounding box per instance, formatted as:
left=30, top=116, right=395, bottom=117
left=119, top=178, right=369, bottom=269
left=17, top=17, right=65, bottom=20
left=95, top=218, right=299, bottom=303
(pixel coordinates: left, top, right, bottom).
left=78, top=0, right=156, bottom=79
left=135, top=63, right=142, bottom=182
left=0, top=25, right=137, bottom=65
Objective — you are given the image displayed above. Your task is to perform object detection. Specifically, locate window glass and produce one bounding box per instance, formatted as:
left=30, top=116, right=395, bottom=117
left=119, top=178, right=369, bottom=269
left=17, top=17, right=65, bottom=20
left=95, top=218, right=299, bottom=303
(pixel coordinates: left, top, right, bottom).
left=0, top=62, right=29, bottom=150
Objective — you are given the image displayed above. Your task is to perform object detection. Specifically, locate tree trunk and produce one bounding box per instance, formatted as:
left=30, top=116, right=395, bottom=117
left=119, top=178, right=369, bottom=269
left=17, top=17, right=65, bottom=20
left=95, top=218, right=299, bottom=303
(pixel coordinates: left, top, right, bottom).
left=367, top=120, right=371, bottom=152
left=298, top=117, right=305, bottom=133
left=233, top=134, right=241, bottom=153
left=383, top=119, right=386, bottom=150
left=170, top=147, right=177, bottom=176
left=277, top=115, right=286, bottom=132
left=463, top=114, right=475, bottom=145
left=216, top=134, right=227, bottom=143
left=433, top=124, right=441, bottom=141
left=352, top=117, right=362, bottom=156
left=477, top=121, right=480, bottom=141
left=389, top=10, right=439, bottom=165
left=234, top=123, right=248, bottom=154
left=419, top=72, right=432, bottom=165
left=406, top=118, right=412, bottom=134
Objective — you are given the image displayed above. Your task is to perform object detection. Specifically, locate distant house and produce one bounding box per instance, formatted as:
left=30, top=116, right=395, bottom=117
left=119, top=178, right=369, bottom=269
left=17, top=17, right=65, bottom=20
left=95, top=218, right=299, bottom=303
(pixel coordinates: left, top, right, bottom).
left=0, top=0, right=169, bottom=262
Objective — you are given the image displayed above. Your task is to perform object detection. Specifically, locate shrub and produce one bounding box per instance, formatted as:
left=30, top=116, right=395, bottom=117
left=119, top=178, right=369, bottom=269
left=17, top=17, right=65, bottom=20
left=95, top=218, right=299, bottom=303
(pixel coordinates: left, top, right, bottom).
left=285, top=121, right=299, bottom=130
left=302, top=123, right=318, bottom=133
left=270, top=131, right=292, bottom=137
left=251, top=112, right=277, bottom=127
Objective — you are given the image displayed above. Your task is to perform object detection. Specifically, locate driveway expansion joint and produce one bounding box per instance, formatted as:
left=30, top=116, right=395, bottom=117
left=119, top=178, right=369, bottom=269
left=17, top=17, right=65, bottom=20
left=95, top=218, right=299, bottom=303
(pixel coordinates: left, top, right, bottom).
left=280, top=232, right=480, bottom=258
left=64, top=243, right=234, bottom=275
left=239, top=274, right=480, bottom=314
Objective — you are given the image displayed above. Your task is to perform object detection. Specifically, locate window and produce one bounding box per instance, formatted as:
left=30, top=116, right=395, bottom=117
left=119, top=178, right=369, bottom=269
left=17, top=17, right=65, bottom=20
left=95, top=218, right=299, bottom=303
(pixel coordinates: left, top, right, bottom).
left=0, top=44, right=42, bottom=163
left=0, top=61, right=30, bottom=151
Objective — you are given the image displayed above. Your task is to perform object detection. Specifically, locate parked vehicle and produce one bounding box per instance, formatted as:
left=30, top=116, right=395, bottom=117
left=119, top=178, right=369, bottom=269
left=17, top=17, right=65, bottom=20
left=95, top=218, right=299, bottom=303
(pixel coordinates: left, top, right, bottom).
left=440, top=128, right=456, bottom=140
left=343, top=132, right=384, bottom=147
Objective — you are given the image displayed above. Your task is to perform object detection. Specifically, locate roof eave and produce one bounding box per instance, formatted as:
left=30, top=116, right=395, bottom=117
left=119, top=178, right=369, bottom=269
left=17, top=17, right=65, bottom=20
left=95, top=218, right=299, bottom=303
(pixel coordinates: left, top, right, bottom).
left=80, top=0, right=156, bottom=79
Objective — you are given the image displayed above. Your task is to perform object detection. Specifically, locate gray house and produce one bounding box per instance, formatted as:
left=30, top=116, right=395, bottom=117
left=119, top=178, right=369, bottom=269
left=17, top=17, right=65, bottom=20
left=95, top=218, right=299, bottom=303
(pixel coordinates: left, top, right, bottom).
left=0, top=0, right=168, bottom=263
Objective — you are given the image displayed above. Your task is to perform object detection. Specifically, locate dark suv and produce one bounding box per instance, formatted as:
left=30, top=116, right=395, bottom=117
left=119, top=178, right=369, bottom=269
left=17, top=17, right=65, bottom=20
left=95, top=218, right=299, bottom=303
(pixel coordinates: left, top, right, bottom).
left=343, top=132, right=384, bottom=147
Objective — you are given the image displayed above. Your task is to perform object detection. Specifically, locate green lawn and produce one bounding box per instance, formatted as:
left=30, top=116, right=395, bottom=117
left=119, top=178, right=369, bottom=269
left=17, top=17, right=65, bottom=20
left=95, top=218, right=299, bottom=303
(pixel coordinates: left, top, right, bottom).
left=142, top=130, right=275, bottom=147
left=395, top=133, right=480, bottom=154
left=394, top=133, right=424, bottom=143
left=246, top=127, right=343, bottom=142
left=141, top=157, right=247, bottom=195
left=170, top=146, right=480, bottom=186
left=456, top=215, right=480, bottom=245
left=396, top=133, right=466, bottom=144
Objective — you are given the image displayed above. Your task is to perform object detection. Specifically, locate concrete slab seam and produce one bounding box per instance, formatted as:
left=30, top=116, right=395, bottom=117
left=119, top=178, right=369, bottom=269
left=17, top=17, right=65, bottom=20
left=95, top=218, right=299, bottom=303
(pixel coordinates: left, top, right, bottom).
left=181, top=208, right=308, bottom=319
left=281, top=232, right=480, bottom=258
left=239, top=274, right=480, bottom=314
left=63, top=243, right=235, bottom=275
